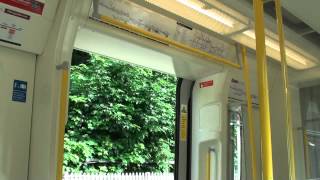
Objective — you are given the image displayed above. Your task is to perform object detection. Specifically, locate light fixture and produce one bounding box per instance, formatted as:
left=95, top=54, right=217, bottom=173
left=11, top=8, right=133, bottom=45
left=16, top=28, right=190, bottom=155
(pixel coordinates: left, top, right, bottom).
left=243, top=30, right=308, bottom=66
left=145, top=0, right=248, bottom=35
left=176, top=0, right=235, bottom=28
left=141, top=0, right=317, bottom=69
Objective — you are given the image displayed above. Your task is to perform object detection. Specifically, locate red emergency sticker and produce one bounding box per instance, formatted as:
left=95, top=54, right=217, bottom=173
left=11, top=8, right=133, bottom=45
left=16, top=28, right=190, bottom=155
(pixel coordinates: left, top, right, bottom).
left=0, top=0, right=45, bottom=15
left=200, top=80, right=214, bottom=88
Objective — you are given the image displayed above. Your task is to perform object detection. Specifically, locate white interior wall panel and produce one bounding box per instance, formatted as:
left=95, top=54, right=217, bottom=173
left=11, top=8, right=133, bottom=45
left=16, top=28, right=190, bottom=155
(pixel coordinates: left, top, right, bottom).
left=0, top=46, right=36, bottom=180
left=28, top=1, right=93, bottom=180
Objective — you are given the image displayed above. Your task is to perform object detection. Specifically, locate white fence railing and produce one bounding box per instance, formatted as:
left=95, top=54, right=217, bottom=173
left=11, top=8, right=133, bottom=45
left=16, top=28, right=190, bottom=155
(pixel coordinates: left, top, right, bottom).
left=63, top=173, right=174, bottom=180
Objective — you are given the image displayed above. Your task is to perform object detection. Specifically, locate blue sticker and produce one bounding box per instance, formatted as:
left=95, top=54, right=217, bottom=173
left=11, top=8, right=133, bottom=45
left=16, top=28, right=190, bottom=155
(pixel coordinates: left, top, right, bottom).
left=12, top=80, right=28, bottom=103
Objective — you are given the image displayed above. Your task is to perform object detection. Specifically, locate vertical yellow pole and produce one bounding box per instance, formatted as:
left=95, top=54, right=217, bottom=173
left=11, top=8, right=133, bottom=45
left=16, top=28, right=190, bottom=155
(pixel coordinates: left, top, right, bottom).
left=241, top=46, right=258, bottom=180
left=207, top=150, right=211, bottom=180
left=252, top=0, right=274, bottom=180
left=303, top=130, right=311, bottom=178
left=274, top=1, right=297, bottom=180
left=56, top=69, right=69, bottom=180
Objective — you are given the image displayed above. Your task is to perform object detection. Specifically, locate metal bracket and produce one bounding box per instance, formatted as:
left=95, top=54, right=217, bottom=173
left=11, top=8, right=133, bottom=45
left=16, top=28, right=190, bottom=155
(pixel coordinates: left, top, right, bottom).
left=56, top=61, right=70, bottom=70
left=297, top=127, right=304, bottom=131
left=209, top=147, right=216, bottom=152
left=92, top=0, right=101, bottom=19
left=199, top=0, right=214, bottom=9
left=226, top=20, right=253, bottom=37
left=226, top=26, right=251, bottom=37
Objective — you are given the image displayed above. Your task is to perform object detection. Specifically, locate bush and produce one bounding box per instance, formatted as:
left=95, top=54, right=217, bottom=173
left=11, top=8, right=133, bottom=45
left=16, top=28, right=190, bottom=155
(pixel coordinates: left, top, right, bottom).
left=64, top=52, right=177, bottom=173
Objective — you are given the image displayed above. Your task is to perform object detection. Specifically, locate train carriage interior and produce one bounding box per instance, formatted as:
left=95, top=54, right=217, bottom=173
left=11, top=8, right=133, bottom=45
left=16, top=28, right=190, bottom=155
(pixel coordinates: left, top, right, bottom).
left=0, top=0, right=320, bottom=180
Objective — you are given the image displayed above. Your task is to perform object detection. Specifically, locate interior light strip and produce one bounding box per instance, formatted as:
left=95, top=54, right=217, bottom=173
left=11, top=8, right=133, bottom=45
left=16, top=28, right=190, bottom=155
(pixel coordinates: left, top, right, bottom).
left=176, top=0, right=235, bottom=28
left=243, top=30, right=307, bottom=65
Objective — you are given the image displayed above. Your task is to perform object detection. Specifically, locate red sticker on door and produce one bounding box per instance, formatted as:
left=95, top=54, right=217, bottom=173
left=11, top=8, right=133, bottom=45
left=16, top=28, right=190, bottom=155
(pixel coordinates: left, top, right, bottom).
left=200, top=80, right=214, bottom=88
left=0, top=0, right=45, bottom=15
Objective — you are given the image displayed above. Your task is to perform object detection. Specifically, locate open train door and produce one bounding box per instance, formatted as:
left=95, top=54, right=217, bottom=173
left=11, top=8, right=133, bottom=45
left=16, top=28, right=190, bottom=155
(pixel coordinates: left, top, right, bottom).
left=176, top=71, right=260, bottom=180
left=74, top=1, right=254, bottom=179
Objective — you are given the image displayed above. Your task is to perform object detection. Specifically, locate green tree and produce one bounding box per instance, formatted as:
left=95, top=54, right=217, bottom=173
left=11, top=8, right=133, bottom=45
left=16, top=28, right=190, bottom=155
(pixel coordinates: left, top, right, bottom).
left=64, top=51, right=177, bottom=174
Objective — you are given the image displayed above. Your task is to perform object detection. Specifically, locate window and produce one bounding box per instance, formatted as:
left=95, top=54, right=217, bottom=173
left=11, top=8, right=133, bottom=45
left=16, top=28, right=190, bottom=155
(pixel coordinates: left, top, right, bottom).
left=300, top=85, right=320, bottom=179
left=228, top=103, right=245, bottom=180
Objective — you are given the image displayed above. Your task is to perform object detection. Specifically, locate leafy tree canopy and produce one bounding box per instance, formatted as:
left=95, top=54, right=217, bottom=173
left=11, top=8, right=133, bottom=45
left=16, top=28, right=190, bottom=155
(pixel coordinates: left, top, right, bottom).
left=64, top=51, right=177, bottom=174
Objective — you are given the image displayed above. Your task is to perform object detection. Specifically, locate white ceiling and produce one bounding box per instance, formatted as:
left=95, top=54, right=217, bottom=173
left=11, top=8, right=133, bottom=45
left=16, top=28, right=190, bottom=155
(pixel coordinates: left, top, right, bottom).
left=282, top=0, right=320, bottom=34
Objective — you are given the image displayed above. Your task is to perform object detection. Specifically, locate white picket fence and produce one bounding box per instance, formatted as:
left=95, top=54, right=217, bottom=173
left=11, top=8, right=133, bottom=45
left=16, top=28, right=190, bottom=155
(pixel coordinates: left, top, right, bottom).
left=63, top=173, right=174, bottom=180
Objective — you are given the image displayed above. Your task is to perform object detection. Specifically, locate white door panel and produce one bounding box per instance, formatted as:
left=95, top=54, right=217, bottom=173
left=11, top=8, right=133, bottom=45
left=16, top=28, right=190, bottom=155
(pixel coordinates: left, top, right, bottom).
left=0, top=46, right=35, bottom=180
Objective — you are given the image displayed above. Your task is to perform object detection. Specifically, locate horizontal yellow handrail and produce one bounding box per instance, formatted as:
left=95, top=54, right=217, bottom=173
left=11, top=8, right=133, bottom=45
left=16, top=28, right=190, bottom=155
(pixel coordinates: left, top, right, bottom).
left=97, top=15, right=241, bottom=69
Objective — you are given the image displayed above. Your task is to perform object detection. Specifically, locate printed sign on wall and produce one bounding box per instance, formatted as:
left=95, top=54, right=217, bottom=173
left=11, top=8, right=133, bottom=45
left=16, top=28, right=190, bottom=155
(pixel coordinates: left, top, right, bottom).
left=0, top=0, right=45, bottom=15
left=0, top=2, right=31, bottom=46
left=229, top=79, right=259, bottom=105
left=180, top=104, right=188, bottom=141
left=12, top=80, right=27, bottom=102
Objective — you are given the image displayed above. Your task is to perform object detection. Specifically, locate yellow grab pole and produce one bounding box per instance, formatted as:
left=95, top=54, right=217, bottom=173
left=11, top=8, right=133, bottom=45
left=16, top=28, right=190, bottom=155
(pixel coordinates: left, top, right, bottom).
left=303, top=130, right=311, bottom=178
left=252, top=0, right=274, bottom=180
left=207, top=150, right=211, bottom=180
left=241, top=46, right=258, bottom=180
left=56, top=68, right=69, bottom=180
left=274, top=1, right=297, bottom=180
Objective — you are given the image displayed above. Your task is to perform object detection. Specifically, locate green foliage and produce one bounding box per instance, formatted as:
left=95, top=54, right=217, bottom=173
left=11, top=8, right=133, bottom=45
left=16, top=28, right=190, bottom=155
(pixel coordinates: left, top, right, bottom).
left=64, top=53, right=177, bottom=174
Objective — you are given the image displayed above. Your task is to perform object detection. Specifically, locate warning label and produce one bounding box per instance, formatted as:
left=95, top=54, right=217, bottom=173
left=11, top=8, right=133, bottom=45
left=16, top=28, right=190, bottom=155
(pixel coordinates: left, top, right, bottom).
left=0, top=0, right=45, bottom=15
left=180, top=104, right=188, bottom=141
left=0, top=3, right=26, bottom=46
left=12, top=80, right=28, bottom=102
left=200, top=80, right=214, bottom=88
left=0, top=21, right=24, bottom=46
